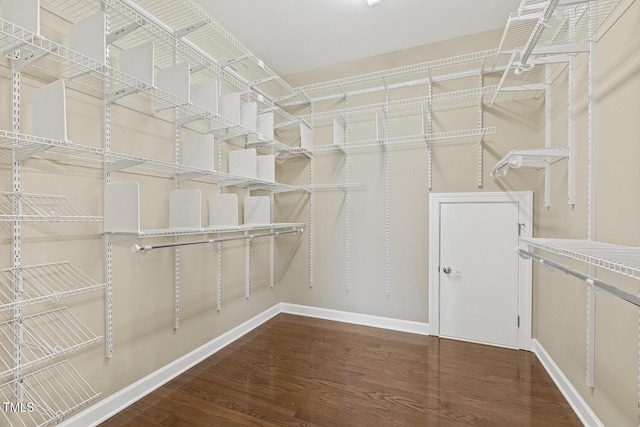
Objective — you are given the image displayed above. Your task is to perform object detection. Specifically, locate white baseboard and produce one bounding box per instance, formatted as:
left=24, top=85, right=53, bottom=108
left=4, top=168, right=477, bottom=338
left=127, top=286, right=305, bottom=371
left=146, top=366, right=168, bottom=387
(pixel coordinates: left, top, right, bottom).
left=532, top=339, right=603, bottom=427
left=281, top=303, right=430, bottom=335
left=60, top=304, right=282, bottom=427
left=60, top=303, right=428, bottom=427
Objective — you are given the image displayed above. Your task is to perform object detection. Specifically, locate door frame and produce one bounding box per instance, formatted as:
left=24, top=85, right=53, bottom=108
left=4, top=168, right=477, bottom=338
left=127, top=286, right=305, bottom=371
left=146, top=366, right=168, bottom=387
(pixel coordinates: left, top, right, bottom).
left=428, top=191, right=533, bottom=350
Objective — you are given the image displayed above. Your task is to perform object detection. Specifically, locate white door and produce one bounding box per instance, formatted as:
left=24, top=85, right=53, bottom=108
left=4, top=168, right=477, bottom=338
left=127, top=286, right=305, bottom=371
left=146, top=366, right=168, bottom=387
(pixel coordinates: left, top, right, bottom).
left=439, top=201, right=520, bottom=348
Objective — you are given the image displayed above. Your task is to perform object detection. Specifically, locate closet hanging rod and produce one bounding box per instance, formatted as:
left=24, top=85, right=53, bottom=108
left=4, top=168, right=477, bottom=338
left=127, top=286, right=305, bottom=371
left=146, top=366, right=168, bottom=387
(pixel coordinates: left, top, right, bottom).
left=517, top=248, right=640, bottom=308
left=131, top=228, right=304, bottom=254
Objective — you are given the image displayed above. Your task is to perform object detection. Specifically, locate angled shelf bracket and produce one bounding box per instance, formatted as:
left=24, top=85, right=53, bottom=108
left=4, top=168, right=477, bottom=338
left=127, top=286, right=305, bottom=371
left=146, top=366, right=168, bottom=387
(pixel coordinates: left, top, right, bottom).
left=15, top=46, right=57, bottom=72
left=218, top=178, right=251, bottom=189
left=106, top=20, right=146, bottom=45
left=221, top=55, right=249, bottom=69
left=107, top=86, right=141, bottom=103
left=250, top=76, right=278, bottom=88
left=176, top=171, right=210, bottom=182
left=107, top=159, right=145, bottom=173
left=176, top=114, right=203, bottom=127
left=190, top=64, right=206, bottom=74
left=15, top=142, right=51, bottom=161
left=176, top=20, right=207, bottom=39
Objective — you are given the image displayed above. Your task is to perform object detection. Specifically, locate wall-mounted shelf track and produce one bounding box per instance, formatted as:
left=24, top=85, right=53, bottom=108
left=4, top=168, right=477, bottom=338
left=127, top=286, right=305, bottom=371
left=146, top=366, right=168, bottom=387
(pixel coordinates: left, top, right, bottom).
left=293, top=42, right=513, bottom=297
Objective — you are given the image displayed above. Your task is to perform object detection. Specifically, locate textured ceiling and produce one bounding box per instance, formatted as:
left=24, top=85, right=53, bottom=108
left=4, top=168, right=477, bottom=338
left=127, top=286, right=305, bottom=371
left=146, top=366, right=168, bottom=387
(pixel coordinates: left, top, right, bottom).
left=195, top=0, right=521, bottom=76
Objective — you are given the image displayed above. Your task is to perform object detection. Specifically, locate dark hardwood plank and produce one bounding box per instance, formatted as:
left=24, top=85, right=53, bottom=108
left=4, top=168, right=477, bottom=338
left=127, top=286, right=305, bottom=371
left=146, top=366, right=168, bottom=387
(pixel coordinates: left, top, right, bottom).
left=99, top=314, right=582, bottom=427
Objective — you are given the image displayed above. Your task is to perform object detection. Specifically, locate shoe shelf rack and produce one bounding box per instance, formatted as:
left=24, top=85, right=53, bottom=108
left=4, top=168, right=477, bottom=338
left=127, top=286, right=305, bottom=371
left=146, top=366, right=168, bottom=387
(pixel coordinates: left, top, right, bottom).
left=0, top=360, right=100, bottom=427
left=0, top=262, right=105, bottom=314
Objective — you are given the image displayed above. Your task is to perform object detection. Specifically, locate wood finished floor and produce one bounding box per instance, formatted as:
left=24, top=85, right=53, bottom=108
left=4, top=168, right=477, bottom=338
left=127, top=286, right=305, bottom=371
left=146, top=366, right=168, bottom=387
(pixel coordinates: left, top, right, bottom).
left=99, top=314, right=582, bottom=426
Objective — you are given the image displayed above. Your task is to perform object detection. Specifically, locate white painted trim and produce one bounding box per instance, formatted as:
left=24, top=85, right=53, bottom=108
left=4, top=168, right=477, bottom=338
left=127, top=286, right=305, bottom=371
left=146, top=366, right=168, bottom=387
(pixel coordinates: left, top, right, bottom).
left=60, top=303, right=428, bottom=426
left=59, top=304, right=282, bottom=427
left=532, top=339, right=604, bottom=427
left=281, top=303, right=430, bottom=335
left=428, top=191, right=533, bottom=350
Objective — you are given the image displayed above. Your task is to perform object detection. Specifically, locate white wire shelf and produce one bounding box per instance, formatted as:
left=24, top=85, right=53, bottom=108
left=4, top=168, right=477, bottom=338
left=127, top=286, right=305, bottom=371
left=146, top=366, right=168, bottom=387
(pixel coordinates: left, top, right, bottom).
left=42, top=0, right=243, bottom=91
left=0, top=192, right=101, bottom=223
left=0, top=129, right=206, bottom=177
left=498, top=0, right=624, bottom=57
left=311, top=127, right=496, bottom=153
left=491, top=147, right=569, bottom=176
left=0, top=360, right=100, bottom=427
left=41, top=0, right=301, bottom=120
left=0, top=262, right=105, bottom=312
left=0, top=19, right=220, bottom=134
left=0, top=307, right=102, bottom=381
left=492, top=0, right=624, bottom=101
left=520, top=238, right=640, bottom=281
left=0, top=129, right=307, bottom=190
left=188, top=171, right=309, bottom=194
left=0, top=16, right=295, bottom=140
left=288, top=49, right=509, bottom=106
left=131, top=0, right=298, bottom=103
left=114, top=222, right=307, bottom=240
left=306, top=86, right=499, bottom=127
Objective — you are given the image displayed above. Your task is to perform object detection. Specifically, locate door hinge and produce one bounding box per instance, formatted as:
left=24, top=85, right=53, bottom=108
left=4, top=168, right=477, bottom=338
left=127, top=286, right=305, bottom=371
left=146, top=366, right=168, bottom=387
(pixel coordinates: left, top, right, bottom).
left=517, top=315, right=520, bottom=328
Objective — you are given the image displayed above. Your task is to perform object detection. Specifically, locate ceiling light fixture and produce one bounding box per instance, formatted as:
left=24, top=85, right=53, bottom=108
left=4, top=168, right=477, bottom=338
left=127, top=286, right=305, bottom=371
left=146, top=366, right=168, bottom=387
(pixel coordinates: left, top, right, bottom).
left=367, top=0, right=382, bottom=7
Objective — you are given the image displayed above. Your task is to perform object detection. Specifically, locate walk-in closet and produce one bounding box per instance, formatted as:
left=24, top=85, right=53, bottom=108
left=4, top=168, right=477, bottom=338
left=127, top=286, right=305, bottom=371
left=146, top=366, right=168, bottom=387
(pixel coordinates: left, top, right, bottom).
left=0, top=0, right=639, bottom=425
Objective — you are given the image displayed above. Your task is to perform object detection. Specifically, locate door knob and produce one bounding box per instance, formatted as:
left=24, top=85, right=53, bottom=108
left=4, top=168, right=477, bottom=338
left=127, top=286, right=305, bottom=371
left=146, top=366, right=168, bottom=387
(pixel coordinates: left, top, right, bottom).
left=442, top=266, right=452, bottom=274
